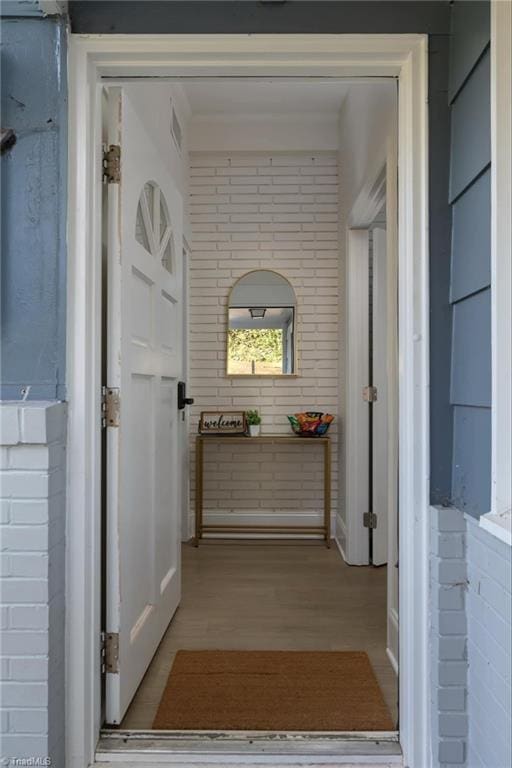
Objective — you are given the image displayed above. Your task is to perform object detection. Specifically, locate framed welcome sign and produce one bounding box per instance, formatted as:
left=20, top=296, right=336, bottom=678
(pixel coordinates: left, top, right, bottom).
left=199, top=411, right=247, bottom=435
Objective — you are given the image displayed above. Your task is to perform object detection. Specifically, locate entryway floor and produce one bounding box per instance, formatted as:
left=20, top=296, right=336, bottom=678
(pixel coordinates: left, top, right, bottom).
left=121, top=541, right=398, bottom=729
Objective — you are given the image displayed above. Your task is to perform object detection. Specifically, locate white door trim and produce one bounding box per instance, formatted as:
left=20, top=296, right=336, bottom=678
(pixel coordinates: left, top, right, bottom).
left=487, top=0, right=512, bottom=528
left=66, top=34, right=429, bottom=768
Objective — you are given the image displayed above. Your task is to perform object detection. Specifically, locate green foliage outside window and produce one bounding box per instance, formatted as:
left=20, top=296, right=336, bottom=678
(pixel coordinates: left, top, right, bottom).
left=228, top=329, right=283, bottom=363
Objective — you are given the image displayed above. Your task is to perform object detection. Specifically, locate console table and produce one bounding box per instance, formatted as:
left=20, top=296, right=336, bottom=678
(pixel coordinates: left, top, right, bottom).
left=194, top=434, right=331, bottom=547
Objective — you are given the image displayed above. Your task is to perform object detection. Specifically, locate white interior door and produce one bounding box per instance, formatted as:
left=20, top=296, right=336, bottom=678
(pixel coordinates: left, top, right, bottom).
left=343, top=230, right=370, bottom=565
left=371, top=227, right=388, bottom=566
left=105, top=87, right=183, bottom=724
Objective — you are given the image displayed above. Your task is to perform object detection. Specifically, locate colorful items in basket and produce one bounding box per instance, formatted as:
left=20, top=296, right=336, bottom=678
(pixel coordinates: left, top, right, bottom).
left=287, top=412, right=334, bottom=437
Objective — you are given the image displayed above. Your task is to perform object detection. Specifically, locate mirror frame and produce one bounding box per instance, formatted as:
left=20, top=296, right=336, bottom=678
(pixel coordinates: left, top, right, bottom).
left=226, top=269, right=299, bottom=378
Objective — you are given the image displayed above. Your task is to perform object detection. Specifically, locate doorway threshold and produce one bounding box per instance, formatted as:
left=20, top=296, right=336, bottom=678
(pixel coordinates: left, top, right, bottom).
left=96, top=729, right=402, bottom=765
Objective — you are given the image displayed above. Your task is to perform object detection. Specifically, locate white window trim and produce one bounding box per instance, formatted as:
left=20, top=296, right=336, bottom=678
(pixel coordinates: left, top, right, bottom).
left=482, top=0, right=512, bottom=546
left=480, top=511, right=512, bottom=547
left=67, top=34, right=429, bottom=768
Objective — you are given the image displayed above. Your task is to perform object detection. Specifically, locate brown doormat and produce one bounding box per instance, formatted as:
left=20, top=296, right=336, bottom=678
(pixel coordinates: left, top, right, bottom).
left=152, top=650, right=394, bottom=732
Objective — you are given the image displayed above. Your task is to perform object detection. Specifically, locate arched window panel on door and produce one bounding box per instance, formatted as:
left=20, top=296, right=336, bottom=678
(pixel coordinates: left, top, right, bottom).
left=135, top=180, right=175, bottom=274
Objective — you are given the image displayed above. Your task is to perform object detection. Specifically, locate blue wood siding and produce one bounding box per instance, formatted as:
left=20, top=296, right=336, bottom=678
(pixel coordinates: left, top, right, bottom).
left=448, top=0, right=491, bottom=518
left=449, top=48, right=491, bottom=202
left=451, top=289, right=491, bottom=407
left=452, top=406, right=491, bottom=517
left=451, top=168, right=491, bottom=302
left=0, top=17, right=67, bottom=400
left=449, top=0, right=491, bottom=101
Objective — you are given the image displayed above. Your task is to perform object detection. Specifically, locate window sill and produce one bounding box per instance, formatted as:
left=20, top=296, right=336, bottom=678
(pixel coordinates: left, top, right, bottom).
left=479, top=510, right=512, bottom=547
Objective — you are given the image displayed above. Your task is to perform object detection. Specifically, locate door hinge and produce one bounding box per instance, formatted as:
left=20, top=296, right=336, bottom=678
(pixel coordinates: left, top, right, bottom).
left=104, top=632, right=119, bottom=674
left=101, top=386, right=120, bottom=428
left=103, top=144, right=121, bottom=183
left=362, top=386, right=378, bottom=402
left=363, top=512, right=378, bottom=529
left=100, top=630, right=106, bottom=674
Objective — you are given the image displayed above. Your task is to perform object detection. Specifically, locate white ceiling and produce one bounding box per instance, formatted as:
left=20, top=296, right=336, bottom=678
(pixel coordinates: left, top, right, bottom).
left=182, top=79, right=350, bottom=117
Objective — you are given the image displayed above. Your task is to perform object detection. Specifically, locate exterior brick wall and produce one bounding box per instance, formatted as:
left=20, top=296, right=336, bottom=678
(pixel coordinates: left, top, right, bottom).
left=0, top=402, right=67, bottom=766
left=188, top=151, right=339, bottom=537
left=466, top=515, right=512, bottom=768
left=430, top=505, right=469, bottom=766
left=430, top=506, right=512, bottom=768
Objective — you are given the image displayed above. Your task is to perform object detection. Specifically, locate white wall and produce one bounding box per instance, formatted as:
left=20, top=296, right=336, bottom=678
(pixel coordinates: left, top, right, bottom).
left=189, top=114, right=338, bottom=153
left=337, top=82, right=397, bottom=215
left=188, top=151, right=340, bottom=537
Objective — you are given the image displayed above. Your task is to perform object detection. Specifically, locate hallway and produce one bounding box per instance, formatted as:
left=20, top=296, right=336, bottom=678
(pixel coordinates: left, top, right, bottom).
left=121, top=542, right=397, bottom=729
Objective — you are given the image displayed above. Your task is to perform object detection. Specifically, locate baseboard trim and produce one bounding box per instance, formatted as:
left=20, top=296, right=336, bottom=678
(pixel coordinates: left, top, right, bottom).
left=333, top=536, right=348, bottom=562
left=335, top=514, right=348, bottom=561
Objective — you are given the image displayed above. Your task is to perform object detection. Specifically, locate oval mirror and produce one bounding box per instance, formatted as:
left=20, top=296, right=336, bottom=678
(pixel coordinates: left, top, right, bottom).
left=227, top=270, right=297, bottom=376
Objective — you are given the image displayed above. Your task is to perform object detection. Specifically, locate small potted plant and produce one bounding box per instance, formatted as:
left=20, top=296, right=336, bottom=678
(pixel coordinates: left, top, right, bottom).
left=246, top=409, right=262, bottom=437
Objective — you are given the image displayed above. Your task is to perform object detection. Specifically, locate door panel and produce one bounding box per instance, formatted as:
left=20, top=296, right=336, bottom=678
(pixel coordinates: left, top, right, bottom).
left=105, top=87, right=182, bottom=724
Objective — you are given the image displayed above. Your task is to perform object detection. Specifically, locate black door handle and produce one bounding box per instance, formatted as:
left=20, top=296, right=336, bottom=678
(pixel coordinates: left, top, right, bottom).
left=178, top=381, right=194, bottom=410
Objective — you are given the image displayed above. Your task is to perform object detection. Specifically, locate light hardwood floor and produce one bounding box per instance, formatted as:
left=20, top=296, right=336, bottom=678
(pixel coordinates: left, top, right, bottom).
left=120, top=541, right=398, bottom=730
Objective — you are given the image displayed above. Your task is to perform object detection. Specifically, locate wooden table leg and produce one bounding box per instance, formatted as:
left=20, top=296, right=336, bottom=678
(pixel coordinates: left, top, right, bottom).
left=195, top=437, right=203, bottom=546
left=324, top=439, right=331, bottom=548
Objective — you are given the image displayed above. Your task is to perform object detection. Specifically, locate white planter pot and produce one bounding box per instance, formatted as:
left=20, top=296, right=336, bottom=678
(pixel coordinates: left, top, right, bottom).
left=248, top=424, right=261, bottom=437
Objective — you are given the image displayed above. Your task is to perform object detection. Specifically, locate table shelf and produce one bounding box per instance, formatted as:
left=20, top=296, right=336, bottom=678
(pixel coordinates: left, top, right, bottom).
left=194, top=434, right=331, bottom=547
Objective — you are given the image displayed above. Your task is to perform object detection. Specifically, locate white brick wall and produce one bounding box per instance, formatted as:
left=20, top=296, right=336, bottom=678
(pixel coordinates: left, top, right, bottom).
left=430, top=506, right=469, bottom=766
left=0, top=402, right=66, bottom=766
left=430, top=507, right=512, bottom=768
left=188, top=152, right=339, bottom=535
left=466, top=515, right=512, bottom=768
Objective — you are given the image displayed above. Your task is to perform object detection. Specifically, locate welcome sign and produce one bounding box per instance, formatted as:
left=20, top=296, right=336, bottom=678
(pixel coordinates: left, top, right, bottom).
left=199, top=411, right=247, bottom=435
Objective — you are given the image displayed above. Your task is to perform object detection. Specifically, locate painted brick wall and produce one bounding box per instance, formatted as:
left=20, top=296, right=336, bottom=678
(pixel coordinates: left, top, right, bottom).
left=430, top=506, right=469, bottom=766
left=188, top=151, right=339, bottom=536
left=0, top=402, right=67, bottom=766
left=466, top=516, right=512, bottom=768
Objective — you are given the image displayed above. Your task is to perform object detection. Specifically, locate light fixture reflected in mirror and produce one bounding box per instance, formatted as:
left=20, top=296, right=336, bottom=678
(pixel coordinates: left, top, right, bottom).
left=249, top=307, right=267, bottom=319
left=227, top=270, right=297, bottom=376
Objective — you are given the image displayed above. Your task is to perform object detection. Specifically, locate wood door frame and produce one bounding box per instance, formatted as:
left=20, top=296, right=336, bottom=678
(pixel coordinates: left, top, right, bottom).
left=66, top=34, right=429, bottom=768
